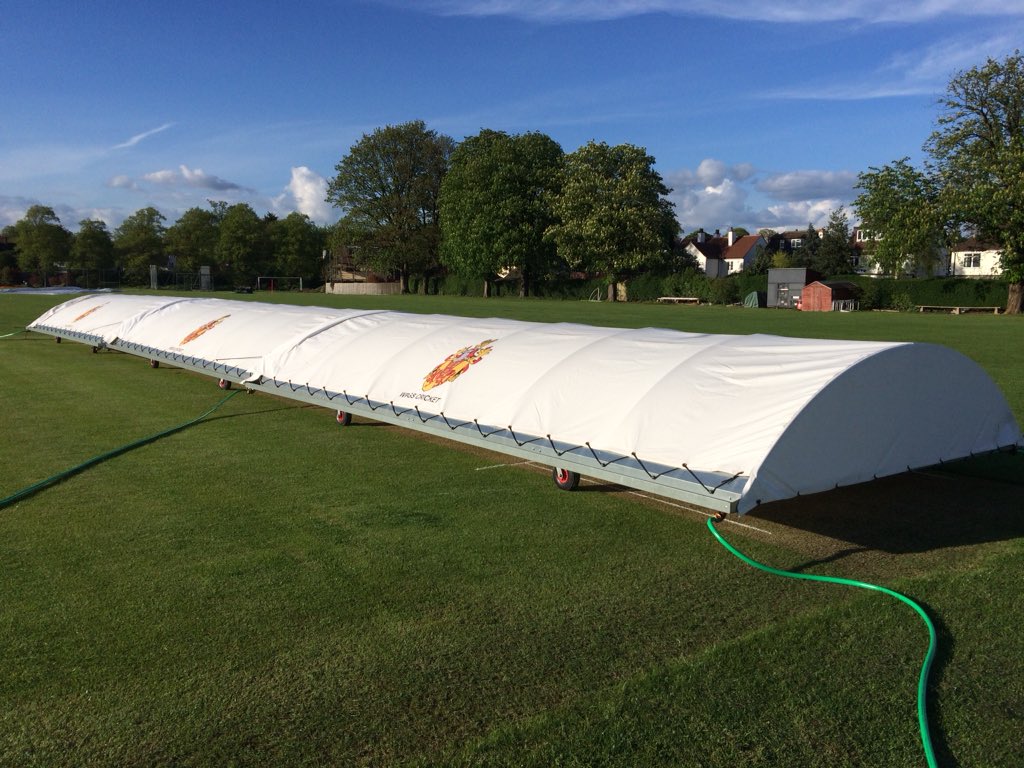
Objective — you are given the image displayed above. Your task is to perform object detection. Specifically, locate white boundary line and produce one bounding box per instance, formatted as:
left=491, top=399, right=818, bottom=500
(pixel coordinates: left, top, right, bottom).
left=474, top=460, right=535, bottom=471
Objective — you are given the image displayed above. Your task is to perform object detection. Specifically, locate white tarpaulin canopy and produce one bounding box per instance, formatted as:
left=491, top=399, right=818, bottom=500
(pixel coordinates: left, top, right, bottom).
left=30, top=294, right=1022, bottom=514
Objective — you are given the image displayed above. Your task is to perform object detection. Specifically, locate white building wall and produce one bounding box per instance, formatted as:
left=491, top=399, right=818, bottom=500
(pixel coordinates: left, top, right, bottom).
left=950, top=248, right=1003, bottom=278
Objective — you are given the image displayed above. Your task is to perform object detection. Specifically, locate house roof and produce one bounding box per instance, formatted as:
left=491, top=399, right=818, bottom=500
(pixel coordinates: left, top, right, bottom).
left=810, top=280, right=862, bottom=299
left=685, top=237, right=728, bottom=259
left=951, top=238, right=1001, bottom=252
left=685, top=233, right=764, bottom=262
left=724, top=234, right=763, bottom=261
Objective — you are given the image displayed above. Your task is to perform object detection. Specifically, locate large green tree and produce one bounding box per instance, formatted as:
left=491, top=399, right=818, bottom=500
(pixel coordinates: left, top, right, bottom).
left=326, top=120, right=455, bottom=292
left=268, top=212, right=324, bottom=284
left=854, top=158, right=944, bottom=277
left=927, top=51, right=1024, bottom=313
left=113, top=207, right=166, bottom=284
left=10, top=205, right=71, bottom=287
left=70, top=219, right=114, bottom=282
left=813, top=207, right=856, bottom=276
left=547, top=141, right=677, bottom=301
left=217, top=203, right=265, bottom=284
left=439, top=129, right=563, bottom=297
left=164, top=205, right=221, bottom=273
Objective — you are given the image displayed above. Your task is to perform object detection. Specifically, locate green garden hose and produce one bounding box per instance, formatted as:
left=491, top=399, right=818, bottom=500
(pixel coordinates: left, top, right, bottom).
left=707, top=517, right=939, bottom=768
left=1, top=389, right=242, bottom=510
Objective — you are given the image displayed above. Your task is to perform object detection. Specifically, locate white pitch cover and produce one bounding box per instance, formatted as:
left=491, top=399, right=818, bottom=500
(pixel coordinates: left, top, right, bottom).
left=29, top=294, right=1022, bottom=513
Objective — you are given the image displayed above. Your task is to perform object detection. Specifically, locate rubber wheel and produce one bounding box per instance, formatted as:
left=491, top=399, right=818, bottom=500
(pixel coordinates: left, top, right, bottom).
left=218, top=379, right=232, bottom=390
left=552, top=467, right=580, bottom=491
left=91, top=346, right=99, bottom=354
left=336, top=410, right=352, bottom=427
left=55, top=337, right=62, bottom=344
left=149, top=359, right=160, bottom=369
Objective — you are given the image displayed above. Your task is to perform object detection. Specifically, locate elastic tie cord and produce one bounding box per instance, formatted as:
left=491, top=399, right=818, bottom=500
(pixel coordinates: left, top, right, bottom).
left=1, top=389, right=242, bottom=511
left=707, top=517, right=938, bottom=768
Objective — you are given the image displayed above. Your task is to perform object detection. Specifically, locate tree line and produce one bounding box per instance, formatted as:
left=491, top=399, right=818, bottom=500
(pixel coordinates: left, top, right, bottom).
left=853, top=50, right=1024, bottom=313
left=1, top=203, right=327, bottom=289
left=326, top=121, right=681, bottom=301
left=5, top=52, right=1020, bottom=312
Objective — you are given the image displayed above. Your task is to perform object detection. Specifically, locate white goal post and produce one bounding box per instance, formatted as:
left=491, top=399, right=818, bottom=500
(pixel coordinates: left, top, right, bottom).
left=256, top=276, right=303, bottom=291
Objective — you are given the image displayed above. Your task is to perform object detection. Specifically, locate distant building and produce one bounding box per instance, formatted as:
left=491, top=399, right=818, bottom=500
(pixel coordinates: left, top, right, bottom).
left=948, top=239, right=1002, bottom=278
left=849, top=226, right=949, bottom=277
left=767, top=268, right=822, bottom=308
left=684, top=228, right=766, bottom=278
left=800, top=280, right=862, bottom=312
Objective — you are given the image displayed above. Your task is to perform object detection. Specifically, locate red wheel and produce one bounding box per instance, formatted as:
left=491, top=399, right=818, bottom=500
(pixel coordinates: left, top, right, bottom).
left=336, top=410, right=352, bottom=427
left=218, top=379, right=232, bottom=390
left=149, top=359, right=159, bottom=369
left=552, top=467, right=580, bottom=491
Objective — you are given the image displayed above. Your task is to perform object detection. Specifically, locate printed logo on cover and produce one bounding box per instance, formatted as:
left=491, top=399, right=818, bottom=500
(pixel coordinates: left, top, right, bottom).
left=72, top=304, right=107, bottom=323
left=180, top=314, right=230, bottom=346
left=421, top=339, right=497, bottom=392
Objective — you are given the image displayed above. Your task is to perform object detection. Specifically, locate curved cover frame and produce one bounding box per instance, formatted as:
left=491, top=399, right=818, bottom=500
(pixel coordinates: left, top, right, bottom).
left=30, top=295, right=1021, bottom=514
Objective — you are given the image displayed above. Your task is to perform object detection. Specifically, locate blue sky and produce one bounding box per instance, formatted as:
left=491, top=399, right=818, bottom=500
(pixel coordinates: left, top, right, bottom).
left=3, top=1, right=1022, bottom=235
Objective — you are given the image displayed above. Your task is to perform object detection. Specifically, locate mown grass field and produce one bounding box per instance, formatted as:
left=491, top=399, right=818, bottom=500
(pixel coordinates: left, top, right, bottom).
left=2, top=291, right=1022, bottom=767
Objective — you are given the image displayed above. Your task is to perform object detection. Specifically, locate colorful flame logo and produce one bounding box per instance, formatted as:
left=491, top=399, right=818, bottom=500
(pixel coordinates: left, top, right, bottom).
left=422, top=339, right=497, bottom=392
left=179, top=314, right=230, bottom=345
left=72, top=304, right=107, bottom=323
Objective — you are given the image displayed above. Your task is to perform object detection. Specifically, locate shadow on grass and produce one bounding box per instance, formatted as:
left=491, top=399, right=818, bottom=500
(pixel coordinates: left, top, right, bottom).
left=925, top=606, right=961, bottom=768
left=750, top=453, right=1024, bottom=555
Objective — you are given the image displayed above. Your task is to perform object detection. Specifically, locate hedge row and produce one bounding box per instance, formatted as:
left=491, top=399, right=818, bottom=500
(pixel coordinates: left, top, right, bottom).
left=402, top=270, right=1009, bottom=309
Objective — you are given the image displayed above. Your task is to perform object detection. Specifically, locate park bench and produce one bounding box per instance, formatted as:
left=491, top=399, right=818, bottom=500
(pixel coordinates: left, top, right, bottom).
left=917, top=305, right=1000, bottom=314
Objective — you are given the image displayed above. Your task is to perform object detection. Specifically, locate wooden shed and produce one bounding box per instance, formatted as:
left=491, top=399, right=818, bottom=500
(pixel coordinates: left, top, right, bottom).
left=800, top=281, right=861, bottom=312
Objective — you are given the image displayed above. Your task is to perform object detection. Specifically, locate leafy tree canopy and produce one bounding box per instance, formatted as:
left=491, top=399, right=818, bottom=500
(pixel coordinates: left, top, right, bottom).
left=164, top=205, right=221, bottom=273
left=11, top=205, right=71, bottom=284
left=854, top=159, right=944, bottom=278
left=268, top=212, right=324, bottom=282
left=326, top=120, right=455, bottom=291
left=439, top=129, right=563, bottom=296
left=546, top=140, right=677, bottom=299
left=927, top=50, right=1024, bottom=312
left=70, top=219, right=114, bottom=274
left=217, top=203, right=265, bottom=283
left=114, top=207, right=166, bottom=280
left=813, top=207, right=856, bottom=276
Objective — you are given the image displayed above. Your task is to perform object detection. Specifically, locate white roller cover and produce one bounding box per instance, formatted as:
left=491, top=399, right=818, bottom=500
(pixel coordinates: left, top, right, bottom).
left=29, top=294, right=1021, bottom=513
left=27, top=294, right=185, bottom=344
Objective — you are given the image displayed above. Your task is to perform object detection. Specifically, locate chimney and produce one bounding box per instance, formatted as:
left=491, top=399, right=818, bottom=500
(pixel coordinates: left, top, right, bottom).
left=697, top=228, right=705, bottom=244
left=727, top=227, right=735, bottom=247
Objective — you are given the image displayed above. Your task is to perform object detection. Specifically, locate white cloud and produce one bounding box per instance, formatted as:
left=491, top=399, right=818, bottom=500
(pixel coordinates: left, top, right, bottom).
left=272, top=167, right=334, bottom=224
left=112, top=123, right=175, bottom=150
left=760, top=199, right=844, bottom=230
left=107, top=175, right=139, bottom=190
left=0, top=195, right=38, bottom=228
left=403, top=0, right=1023, bottom=23
left=667, top=158, right=858, bottom=232
left=142, top=164, right=246, bottom=192
left=667, top=158, right=756, bottom=190
left=768, top=29, right=1024, bottom=100
left=670, top=177, right=754, bottom=233
left=756, top=170, right=857, bottom=202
